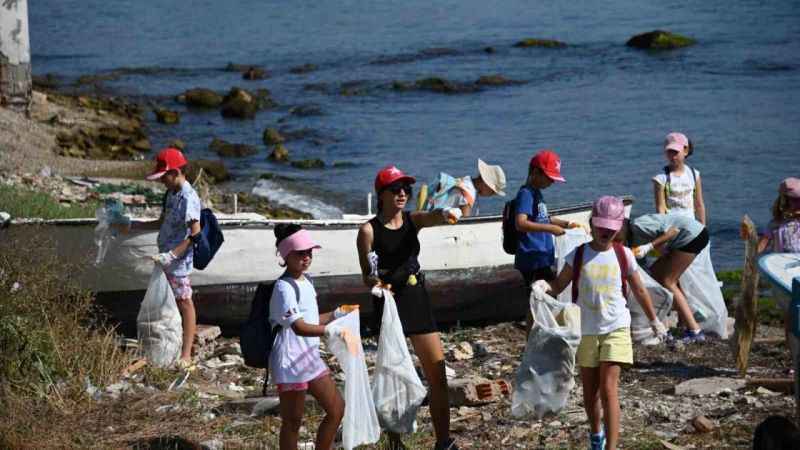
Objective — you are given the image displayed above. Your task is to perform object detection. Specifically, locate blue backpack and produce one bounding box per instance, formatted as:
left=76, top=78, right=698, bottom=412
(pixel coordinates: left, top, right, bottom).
left=192, top=208, right=224, bottom=270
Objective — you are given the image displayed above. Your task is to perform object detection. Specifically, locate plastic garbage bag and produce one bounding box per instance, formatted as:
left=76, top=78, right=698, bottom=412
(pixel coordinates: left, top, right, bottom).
left=93, top=199, right=130, bottom=266
left=627, top=265, right=673, bottom=342
left=554, top=228, right=591, bottom=304
left=372, top=289, right=427, bottom=434
left=137, top=266, right=182, bottom=367
left=325, top=311, right=380, bottom=449
left=678, top=245, right=728, bottom=338
left=512, top=287, right=580, bottom=419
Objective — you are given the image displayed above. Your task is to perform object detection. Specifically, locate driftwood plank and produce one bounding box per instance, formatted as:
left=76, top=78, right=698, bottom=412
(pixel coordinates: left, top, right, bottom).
left=734, top=215, right=760, bottom=375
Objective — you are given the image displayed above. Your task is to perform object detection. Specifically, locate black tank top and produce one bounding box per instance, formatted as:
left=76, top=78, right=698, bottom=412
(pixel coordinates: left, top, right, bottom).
left=369, top=211, right=420, bottom=277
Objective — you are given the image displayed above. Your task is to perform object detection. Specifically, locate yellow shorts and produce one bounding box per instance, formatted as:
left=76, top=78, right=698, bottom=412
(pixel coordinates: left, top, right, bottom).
left=576, top=327, right=633, bottom=368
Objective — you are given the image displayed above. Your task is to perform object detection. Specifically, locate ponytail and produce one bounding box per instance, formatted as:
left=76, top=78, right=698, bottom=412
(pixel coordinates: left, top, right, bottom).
left=274, top=223, right=302, bottom=247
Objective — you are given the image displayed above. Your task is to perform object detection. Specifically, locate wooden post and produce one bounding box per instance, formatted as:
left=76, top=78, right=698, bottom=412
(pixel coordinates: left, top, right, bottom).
left=0, top=0, right=32, bottom=111
left=734, top=215, right=760, bottom=375
left=416, top=183, right=429, bottom=212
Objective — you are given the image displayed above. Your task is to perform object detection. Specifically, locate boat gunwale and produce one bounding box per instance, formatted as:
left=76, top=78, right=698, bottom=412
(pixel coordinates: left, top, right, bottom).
left=8, top=196, right=634, bottom=229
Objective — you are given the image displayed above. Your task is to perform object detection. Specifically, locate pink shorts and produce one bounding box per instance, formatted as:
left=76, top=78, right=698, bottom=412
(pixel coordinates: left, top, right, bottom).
left=166, top=275, right=192, bottom=301
left=277, top=370, right=330, bottom=393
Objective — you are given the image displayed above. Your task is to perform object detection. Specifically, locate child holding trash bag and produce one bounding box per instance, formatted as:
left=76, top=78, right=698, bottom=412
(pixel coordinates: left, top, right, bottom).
left=536, top=196, right=666, bottom=450
left=356, top=165, right=462, bottom=450
left=269, top=223, right=357, bottom=450
left=120, top=148, right=202, bottom=367
left=618, top=212, right=709, bottom=344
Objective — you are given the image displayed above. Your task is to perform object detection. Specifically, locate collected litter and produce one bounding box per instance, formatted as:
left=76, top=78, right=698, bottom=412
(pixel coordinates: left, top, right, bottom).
left=137, top=266, right=183, bottom=368
left=512, top=286, right=580, bottom=419
left=325, top=311, right=380, bottom=449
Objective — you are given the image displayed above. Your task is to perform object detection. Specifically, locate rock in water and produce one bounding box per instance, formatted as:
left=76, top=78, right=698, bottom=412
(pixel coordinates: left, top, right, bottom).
left=513, top=38, right=567, bottom=48
left=181, top=88, right=224, bottom=108
left=626, top=30, right=696, bottom=50
left=268, top=144, right=290, bottom=162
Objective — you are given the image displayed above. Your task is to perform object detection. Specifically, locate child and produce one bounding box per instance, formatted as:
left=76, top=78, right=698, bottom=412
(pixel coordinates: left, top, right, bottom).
left=514, top=150, right=582, bottom=330
left=758, top=177, right=800, bottom=253
left=425, top=158, right=507, bottom=217
left=536, top=196, right=667, bottom=450
left=139, top=147, right=202, bottom=367
left=652, top=132, right=706, bottom=224
left=270, top=223, right=352, bottom=450
left=620, top=212, right=709, bottom=343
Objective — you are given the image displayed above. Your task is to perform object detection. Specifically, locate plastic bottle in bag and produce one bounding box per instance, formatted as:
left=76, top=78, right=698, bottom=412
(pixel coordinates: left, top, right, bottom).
left=325, top=311, right=380, bottom=449
left=371, top=289, right=427, bottom=434
left=137, top=266, right=183, bottom=367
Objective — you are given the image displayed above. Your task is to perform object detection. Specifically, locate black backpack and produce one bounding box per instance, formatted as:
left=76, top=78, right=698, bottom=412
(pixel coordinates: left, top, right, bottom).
left=502, top=198, right=519, bottom=255
left=239, top=275, right=308, bottom=393
left=160, top=191, right=224, bottom=270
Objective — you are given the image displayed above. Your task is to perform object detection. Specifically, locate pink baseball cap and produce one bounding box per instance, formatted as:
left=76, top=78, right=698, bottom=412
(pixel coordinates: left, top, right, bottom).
left=780, top=177, right=800, bottom=199
left=591, top=196, right=625, bottom=231
left=664, top=132, right=689, bottom=153
left=277, top=229, right=321, bottom=259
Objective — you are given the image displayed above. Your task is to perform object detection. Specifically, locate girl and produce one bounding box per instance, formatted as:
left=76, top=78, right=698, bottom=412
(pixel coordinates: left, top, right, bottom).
left=356, top=166, right=461, bottom=450
left=536, top=196, right=666, bottom=450
left=758, top=177, right=800, bottom=254
left=269, top=223, right=351, bottom=450
left=619, top=212, right=709, bottom=343
left=653, top=132, right=707, bottom=224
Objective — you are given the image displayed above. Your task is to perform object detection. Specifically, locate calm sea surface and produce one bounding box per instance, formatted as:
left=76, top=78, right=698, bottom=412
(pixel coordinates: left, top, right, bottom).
left=30, top=0, right=800, bottom=269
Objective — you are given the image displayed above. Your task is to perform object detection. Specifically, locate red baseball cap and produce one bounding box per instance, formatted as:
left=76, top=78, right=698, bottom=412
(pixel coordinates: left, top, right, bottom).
left=529, top=150, right=565, bottom=182
left=147, top=147, right=188, bottom=181
left=374, top=165, right=416, bottom=192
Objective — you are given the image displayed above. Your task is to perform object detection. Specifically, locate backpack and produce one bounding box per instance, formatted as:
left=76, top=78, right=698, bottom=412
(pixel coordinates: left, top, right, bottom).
left=663, top=165, right=697, bottom=199
left=571, top=242, right=629, bottom=302
left=502, top=198, right=519, bottom=255
left=239, top=275, right=310, bottom=394
left=161, top=191, right=224, bottom=270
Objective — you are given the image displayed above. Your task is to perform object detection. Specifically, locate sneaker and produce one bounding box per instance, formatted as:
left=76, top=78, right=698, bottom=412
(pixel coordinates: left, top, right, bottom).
left=433, top=438, right=459, bottom=450
left=681, top=329, right=706, bottom=344
left=589, top=430, right=606, bottom=450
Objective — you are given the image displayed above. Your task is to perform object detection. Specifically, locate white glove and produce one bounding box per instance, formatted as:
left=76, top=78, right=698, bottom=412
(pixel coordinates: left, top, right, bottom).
left=650, top=319, right=668, bottom=339
left=153, top=251, right=177, bottom=267
left=632, top=243, right=653, bottom=259
left=442, top=207, right=462, bottom=224
left=532, top=279, right=552, bottom=293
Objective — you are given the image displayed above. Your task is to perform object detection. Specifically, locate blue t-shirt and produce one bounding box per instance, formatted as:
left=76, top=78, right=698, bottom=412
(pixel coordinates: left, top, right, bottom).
left=157, top=181, right=202, bottom=277
left=514, top=186, right=554, bottom=271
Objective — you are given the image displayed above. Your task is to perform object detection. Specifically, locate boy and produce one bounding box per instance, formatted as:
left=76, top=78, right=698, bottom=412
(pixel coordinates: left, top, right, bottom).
left=140, top=147, right=202, bottom=366
left=425, top=159, right=506, bottom=217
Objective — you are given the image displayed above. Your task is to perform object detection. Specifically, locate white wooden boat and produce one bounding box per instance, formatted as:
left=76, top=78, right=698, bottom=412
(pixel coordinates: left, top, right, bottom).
left=10, top=197, right=633, bottom=333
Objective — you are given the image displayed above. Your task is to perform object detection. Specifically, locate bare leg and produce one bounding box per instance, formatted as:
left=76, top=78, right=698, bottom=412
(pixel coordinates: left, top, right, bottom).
left=409, top=332, right=450, bottom=446
left=580, top=367, right=602, bottom=434
left=307, top=374, right=345, bottom=450
left=279, top=390, right=306, bottom=450
left=599, top=362, right=622, bottom=450
left=650, top=251, right=701, bottom=331
left=176, top=296, right=197, bottom=361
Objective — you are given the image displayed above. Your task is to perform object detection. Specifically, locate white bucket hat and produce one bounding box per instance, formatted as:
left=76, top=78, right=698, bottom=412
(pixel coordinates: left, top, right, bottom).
left=477, top=159, right=506, bottom=196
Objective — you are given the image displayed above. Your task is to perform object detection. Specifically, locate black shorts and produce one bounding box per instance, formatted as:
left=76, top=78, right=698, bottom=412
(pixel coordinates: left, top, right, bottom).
left=519, top=266, right=556, bottom=291
left=677, top=227, right=709, bottom=254
left=372, top=276, right=437, bottom=337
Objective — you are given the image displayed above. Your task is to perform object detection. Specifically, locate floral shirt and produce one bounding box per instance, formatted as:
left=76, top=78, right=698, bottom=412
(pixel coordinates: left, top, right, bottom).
left=157, top=182, right=202, bottom=277
left=768, top=218, right=800, bottom=253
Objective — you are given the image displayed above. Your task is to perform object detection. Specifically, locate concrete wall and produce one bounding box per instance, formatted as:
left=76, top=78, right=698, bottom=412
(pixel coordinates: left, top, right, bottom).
left=0, top=0, right=31, bottom=109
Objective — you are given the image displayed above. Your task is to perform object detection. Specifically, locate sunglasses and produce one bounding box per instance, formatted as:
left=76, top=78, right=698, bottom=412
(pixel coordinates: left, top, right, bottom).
left=385, top=183, right=412, bottom=196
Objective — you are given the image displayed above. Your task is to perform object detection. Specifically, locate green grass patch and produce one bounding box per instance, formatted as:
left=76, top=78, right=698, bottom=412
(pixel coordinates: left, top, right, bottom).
left=93, top=182, right=162, bottom=204
left=0, top=184, right=98, bottom=219
left=716, top=269, right=742, bottom=285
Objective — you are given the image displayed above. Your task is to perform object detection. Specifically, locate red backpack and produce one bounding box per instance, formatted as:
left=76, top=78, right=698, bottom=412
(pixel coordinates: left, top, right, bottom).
left=571, top=242, right=630, bottom=302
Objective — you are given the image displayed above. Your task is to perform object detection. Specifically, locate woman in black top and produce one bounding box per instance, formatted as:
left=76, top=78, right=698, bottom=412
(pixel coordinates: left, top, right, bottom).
left=357, top=165, right=460, bottom=450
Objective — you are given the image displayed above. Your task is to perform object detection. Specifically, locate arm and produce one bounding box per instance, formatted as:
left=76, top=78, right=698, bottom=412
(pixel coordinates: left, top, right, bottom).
left=548, top=263, right=574, bottom=296
left=410, top=209, right=449, bottom=229
left=757, top=234, right=771, bottom=254
left=628, top=271, right=658, bottom=322
left=650, top=227, right=679, bottom=252
left=356, top=222, right=380, bottom=287
left=459, top=203, right=472, bottom=217
left=291, top=318, right=327, bottom=337
left=653, top=180, right=667, bottom=214
left=694, top=175, right=707, bottom=225
left=169, top=220, right=201, bottom=257
left=516, top=213, right=565, bottom=235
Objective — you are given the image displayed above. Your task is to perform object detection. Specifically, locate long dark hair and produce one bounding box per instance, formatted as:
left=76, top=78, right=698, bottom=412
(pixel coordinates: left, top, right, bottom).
left=275, top=223, right=302, bottom=247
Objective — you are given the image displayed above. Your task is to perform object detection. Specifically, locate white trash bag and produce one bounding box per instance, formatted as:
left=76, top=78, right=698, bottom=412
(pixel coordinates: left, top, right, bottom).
left=137, top=267, right=183, bottom=367
left=554, top=229, right=591, bottom=304
left=627, top=265, right=673, bottom=343
left=678, top=245, right=728, bottom=338
left=325, top=311, right=380, bottom=450
left=93, top=199, right=131, bottom=266
left=372, top=289, right=427, bottom=434
left=512, top=287, right=580, bottom=419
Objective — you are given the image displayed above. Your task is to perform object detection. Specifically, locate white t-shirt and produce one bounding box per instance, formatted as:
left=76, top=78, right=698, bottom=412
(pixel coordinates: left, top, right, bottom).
left=268, top=277, right=327, bottom=384
left=566, top=244, right=638, bottom=335
left=652, top=165, right=699, bottom=217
